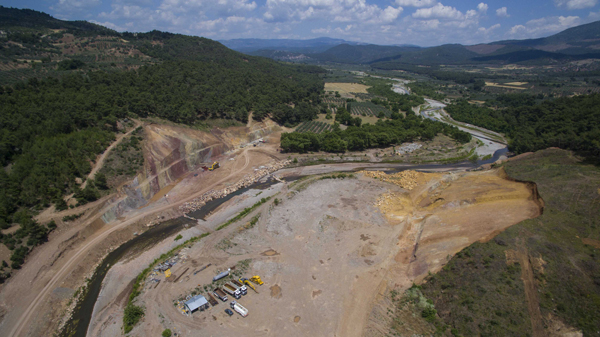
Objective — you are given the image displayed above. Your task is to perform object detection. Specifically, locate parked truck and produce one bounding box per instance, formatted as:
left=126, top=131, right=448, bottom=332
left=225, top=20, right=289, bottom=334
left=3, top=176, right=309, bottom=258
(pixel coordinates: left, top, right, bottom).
left=222, top=283, right=241, bottom=299
left=231, top=280, right=248, bottom=295
left=213, top=288, right=228, bottom=302
left=230, top=301, right=248, bottom=317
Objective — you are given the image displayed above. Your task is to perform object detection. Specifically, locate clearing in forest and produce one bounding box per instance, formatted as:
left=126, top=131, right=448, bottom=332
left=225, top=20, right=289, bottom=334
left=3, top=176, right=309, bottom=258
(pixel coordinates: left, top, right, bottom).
left=325, top=82, right=370, bottom=95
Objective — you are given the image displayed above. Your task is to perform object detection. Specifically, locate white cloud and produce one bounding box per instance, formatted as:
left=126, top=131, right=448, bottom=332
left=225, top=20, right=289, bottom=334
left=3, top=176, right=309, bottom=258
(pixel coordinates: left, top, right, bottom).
left=394, top=0, right=436, bottom=7
left=478, top=23, right=500, bottom=34
left=51, top=0, right=101, bottom=15
left=477, top=3, right=488, bottom=13
left=589, top=10, right=600, bottom=20
left=158, top=0, right=256, bottom=15
left=496, top=7, right=509, bottom=18
left=99, top=5, right=156, bottom=20
left=89, top=20, right=128, bottom=31
left=263, top=0, right=402, bottom=25
left=555, top=0, right=597, bottom=10
left=412, top=3, right=464, bottom=20
left=508, top=15, right=581, bottom=38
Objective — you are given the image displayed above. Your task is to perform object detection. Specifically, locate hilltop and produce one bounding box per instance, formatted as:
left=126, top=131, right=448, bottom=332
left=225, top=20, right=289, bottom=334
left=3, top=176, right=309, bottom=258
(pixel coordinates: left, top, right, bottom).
left=243, top=20, right=600, bottom=66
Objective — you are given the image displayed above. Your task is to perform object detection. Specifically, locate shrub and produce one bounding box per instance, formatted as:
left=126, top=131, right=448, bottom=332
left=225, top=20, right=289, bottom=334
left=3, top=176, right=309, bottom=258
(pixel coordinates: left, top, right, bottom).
left=162, top=329, right=172, bottom=337
left=123, top=303, right=144, bottom=333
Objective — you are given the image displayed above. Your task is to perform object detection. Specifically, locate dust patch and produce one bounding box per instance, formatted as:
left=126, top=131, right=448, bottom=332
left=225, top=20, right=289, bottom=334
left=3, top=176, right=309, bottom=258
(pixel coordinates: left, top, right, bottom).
left=582, top=238, right=600, bottom=249
left=261, top=249, right=279, bottom=256
left=270, top=284, right=282, bottom=299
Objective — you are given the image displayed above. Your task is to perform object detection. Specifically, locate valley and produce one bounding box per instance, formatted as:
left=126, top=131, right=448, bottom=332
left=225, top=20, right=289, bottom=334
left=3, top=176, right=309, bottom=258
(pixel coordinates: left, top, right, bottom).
left=0, top=5, right=599, bottom=337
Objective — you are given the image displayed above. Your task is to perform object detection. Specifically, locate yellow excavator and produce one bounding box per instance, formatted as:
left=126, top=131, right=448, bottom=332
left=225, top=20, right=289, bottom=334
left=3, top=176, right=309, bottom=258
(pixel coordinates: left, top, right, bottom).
left=240, top=278, right=258, bottom=293
left=249, top=275, right=264, bottom=285
left=208, top=162, right=220, bottom=171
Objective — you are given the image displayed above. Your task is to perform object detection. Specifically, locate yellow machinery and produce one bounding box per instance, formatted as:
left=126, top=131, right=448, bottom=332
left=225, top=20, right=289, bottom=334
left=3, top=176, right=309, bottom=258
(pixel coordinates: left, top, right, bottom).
left=208, top=162, right=220, bottom=171
left=241, top=278, right=258, bottom=293
left=249, top=275, right=264, bottom=285
left=165, top=269, right=172, bottom=278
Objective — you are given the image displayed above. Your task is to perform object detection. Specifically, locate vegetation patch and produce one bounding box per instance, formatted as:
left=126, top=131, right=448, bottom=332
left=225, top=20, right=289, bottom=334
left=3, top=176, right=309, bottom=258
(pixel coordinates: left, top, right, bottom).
left=420, top=149, right=600, bottom=336
left=215, top=197, right=271, bottom=231
left=99, top=127, right=145, bottom=189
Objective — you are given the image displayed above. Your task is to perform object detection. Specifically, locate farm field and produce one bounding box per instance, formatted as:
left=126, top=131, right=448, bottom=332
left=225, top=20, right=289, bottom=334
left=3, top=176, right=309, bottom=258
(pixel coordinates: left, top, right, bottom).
left=294, top=120, right=333, bottom=134
left=349, top=101, right=392, bottom=117
left=325, top=82, right=370, bottom=95
left=322, top=97, right=347, bottom=105
left=485, top=82, right=527, bottom=90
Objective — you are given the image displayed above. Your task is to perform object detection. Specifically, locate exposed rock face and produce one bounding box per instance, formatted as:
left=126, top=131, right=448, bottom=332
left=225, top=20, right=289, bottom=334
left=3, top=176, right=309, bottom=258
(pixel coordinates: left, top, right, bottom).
left=101, top=120, right=279, bottom=222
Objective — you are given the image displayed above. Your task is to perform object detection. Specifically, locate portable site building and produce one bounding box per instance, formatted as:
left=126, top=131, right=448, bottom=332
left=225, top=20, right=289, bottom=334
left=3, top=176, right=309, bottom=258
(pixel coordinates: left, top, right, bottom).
left=184, top=295, right=210, bottom=313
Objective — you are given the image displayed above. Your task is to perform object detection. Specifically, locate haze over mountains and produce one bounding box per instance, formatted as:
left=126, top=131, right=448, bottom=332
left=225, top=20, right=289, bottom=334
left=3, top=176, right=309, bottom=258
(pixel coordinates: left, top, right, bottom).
left=224, top=20, right=600, bottom=65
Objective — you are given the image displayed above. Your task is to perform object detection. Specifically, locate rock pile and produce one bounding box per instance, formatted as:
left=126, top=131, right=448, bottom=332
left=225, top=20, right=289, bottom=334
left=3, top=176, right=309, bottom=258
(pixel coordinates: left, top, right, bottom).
left=360, top=170, right=420, bottom=190
left=179, top=160, right=291, bottom=213
left=396, top=143, right=422, bottom=155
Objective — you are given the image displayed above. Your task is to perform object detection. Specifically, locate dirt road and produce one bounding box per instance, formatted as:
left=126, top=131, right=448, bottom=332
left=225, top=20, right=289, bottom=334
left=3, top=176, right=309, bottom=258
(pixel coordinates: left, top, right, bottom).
left=81, top=119, right=142, bottom=190
left=7, top=149, right=254, bottom=337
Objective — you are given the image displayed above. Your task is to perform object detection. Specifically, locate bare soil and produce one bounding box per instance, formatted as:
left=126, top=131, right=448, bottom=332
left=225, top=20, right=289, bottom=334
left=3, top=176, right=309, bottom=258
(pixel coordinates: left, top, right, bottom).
left=90, top=167, right=540, bottom=337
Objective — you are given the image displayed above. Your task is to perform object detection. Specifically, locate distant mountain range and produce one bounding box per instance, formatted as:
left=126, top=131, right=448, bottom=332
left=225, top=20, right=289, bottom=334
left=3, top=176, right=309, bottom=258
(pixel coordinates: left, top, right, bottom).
left=227, top=20, right=600, bottom=65
left=219, top=37, right=367, bottom=54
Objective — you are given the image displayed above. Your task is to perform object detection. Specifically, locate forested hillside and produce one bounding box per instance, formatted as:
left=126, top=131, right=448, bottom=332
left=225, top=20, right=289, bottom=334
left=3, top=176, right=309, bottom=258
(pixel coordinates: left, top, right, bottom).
left=445, top=96, right=600, bottom=157
left=0, top=7, right=325, bottom=276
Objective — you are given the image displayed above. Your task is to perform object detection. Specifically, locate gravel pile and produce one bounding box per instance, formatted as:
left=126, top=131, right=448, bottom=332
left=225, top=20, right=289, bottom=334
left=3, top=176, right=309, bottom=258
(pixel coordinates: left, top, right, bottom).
left=396, top=143, right=422, bottom=155
left=359, top=170, right=420, bottom=190
left=179, top=160, right=291, bottom=213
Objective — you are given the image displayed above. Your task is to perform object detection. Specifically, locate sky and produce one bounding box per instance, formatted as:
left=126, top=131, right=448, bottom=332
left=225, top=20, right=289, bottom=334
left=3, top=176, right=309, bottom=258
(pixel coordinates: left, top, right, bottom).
left=3, top=0, right=600, bottom=46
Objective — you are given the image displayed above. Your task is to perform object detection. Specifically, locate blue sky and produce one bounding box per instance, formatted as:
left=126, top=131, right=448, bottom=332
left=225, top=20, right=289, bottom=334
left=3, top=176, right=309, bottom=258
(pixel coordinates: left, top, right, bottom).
left=3, top=0, right=600, bottom=45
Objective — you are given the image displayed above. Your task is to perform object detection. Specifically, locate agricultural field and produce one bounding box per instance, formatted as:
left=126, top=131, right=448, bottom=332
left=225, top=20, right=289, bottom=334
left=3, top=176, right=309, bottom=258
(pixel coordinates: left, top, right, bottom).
left=323, top=97, right=347, bottom=105
left=349, top=101, right=392, bottom=118
left=294, top=120, right=333, bottom=134
left=324, top=82, right=370, bottom=95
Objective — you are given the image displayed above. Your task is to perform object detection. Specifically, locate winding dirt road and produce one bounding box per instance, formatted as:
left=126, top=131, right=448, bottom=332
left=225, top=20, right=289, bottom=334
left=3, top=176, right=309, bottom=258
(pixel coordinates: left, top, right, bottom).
left=81, top=119, right=142, bottom=190
left=8, top=149, right=252, bottom=337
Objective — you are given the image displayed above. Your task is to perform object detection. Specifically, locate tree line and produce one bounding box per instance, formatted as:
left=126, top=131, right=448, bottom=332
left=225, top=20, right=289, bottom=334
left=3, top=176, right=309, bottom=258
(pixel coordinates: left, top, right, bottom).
left=281, top=111, right=471, bottom=153
left=446, top=95, right=600, bottom=156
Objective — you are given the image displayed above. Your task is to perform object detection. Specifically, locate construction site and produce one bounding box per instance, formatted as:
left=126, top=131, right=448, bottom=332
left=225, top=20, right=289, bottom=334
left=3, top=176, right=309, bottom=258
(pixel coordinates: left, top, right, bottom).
left=0, top=114, right=544, bottom=337
left=85, top=165, right=541, bottom=336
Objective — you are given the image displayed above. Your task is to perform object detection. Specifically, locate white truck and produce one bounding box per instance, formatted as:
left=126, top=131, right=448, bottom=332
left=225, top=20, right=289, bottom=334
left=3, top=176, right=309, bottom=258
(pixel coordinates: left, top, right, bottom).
left=230, top=301, right=248, bottom=317
left=222, top=283, right=241, bottom=299
left=230, top=280, right=248, bottom=295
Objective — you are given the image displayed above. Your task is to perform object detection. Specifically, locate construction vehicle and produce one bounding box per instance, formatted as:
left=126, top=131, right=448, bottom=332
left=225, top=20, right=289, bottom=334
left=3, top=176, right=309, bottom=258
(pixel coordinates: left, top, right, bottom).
left=206, top=293, right=219, bottom=306
left=227, top=281, right=246, bottom=296
left=249, top=275, right=264, bottom=285
left=208, top=162, right=220, bottom=171
left=223, top=283, right=241, bottom=299
left=213, top=288, right=228, bottom=302
left=241, top=278, right=258, bottom=293
left=231, top=280, right=247, bottom=295
left=230, top=301, right=248, bottom=317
